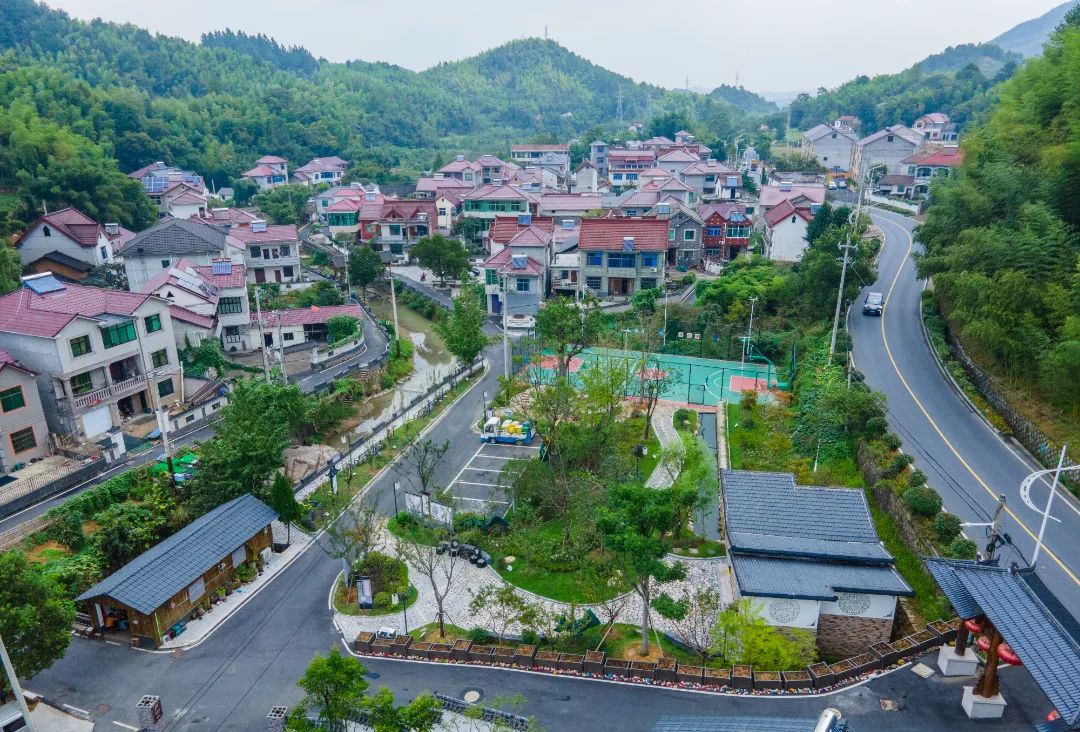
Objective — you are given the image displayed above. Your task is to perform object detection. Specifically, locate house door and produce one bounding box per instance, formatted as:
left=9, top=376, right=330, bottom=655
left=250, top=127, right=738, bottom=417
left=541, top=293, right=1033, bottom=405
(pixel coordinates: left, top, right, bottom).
left=490, top=294, right=502, bottom=314
left=264, top=333, right=274, bottom=347
left=274, top=269, right=282, bottom=283
left=254, top=268, right=266, bottom=283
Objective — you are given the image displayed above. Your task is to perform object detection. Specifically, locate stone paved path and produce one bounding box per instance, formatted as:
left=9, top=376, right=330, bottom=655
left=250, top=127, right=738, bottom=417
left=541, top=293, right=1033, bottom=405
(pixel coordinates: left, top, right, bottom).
left=645, top=403, right=680, bottom=488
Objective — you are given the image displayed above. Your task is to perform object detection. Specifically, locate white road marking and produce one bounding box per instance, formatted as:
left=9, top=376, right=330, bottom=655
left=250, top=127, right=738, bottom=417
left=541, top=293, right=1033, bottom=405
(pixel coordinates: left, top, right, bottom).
left=112, top=722, right=139, bottom=730
left=453, top=480, right=503, bottom=488
left=454, top=496, right=511, bottom=505
left=63, top=704, right=89, bottom=715
left=473, top=454, right=520, bottom=460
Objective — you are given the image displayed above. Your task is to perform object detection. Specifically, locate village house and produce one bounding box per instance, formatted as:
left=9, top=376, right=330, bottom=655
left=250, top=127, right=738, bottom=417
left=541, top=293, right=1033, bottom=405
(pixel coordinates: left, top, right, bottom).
left=313, top=183, right=382, bottom=222
left=802, top=123, right=858, bottom=172
left=0, top=275, right=180, bottom=443
left=657, top=147, right=700, bottom=176
left=571, top=161, right=600, bottom=193
left=189, top=206, right=261, bottom=231
left=699, top=202, right=752, bottom=261
left=536, top=193, right=602, bottom=223
left=413, top=174, right=472, bottom=201
left=578, top=217, right=668, bottom=298
left=438, top=156, right=483, bottom=186
left=607, top=149, right=657, bottom=190
left=13, top=207, right=126, bottom=281
left=853, top=125, right=924, bottom=180
left=482, top=217, right=550, bottom=319
left=435, top=192, right=462, bottom=231
left=119, top=219, right=245, bottom=291
left=757, top=182, right=826, bottom=222
left=510, top=144, right=570, bottom=179
left=588, top=141, right=609, bottom=178
left=253, top=303, right=367, bottom=353
left=241, top=155, right=289, bottom=191
left=369, top=201, right=437, bottom=255
left=76, top=493, right=277, bottom=648
left=475, top=154, right=519, bottom=185
left=292, top=156, right=348, bottom=187
left=764, top=200, right=814, bottom=262
left=873, top=174, right=916, bottom=198
left=722, top=469, right=912, bottom=658
left=325, top=190, right=386, bottom=239
left=902, top=145, right=964, bottom=197
left=461, top=184, right=540, bottom=240
left=679, top=159, right=741, bottom=200
left=128, top=163, right=205, bottom=208
left=229, top=221, right=301, bottom=285
left=160, top=184, right=209, bottom=220
left=0, top=348, right=50, bottom=469
left=911, top=113, right=958, bottom=142
left=648, top=199, right=703, bottom=269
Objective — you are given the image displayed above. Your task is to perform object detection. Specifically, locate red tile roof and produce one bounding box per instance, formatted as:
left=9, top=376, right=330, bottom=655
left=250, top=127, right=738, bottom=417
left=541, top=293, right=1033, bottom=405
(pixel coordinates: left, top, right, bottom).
left=699, top=202, right=748, bottom=223
left=764, top=200, right=813, bottom=228
left=482, top=247, right=545, bottom=277
left=0, top=280, right=154, bottom=338
left=252, top=304, right=365, bottom=328
left=462, top=184, right=539, bottom=202
left=489, top=216, right=554, bottom=245
left=379, top=201, right=438, bottom=221
left=227, top=225, right=299, bottom=243
left=14, top=207, right=103, bottom=248
left=511, top=144, right=569, bottom=152
left=168, top=305, right=214, bottom=329
left=438, top=159, right=482, bottom=174
left=0, top=347, right=37, bottom=376
left=256, top=155, right=287, bottom=164
left=759, top=185, right=826, bottom=208
left=579, top=217, right=669, bottom=251
left=902, top=146, right=964, bottom=167
left=242, top=165, right=277, bottom=178
left=537, top=194, right=602, bottom=213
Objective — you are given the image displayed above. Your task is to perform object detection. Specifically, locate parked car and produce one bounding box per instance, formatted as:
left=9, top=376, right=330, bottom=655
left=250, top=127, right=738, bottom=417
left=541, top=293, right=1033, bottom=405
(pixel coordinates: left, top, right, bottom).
left=828, top=180, right=838, bottom=190
left=863, top=291, right=884, bottom=316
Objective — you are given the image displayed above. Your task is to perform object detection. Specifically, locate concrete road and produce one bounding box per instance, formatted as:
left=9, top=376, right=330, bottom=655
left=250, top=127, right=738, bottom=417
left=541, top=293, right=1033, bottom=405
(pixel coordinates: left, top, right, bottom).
left=850, top=209, right=1080, bottom=610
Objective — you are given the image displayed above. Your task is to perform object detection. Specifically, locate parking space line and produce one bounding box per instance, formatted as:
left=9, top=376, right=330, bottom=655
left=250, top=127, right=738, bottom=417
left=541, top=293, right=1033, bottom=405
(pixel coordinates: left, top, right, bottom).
left=464, top=466, right=501, bottom=472
left=113, top=723, right=139, bottom=731
left=474, top=454, right=521, bottom=460
left=453, top=480, right=503, bottom=488
left=455, top=496, right=511, bottom=505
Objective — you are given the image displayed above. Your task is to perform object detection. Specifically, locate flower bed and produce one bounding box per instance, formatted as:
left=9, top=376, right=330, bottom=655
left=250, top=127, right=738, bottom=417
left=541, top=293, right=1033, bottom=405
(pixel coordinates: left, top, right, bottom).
left=560, top=654, right=585, bottom=673
left=753, top=670, right=781, bottom=691
left=429, top=643, right=453, bottom=660
left=704, top=667, right=731, bottom=688
left=656, top=657, right=677, bottom=682
left=515, top=644, right=537, bottom=667
left=808, top=662, right=833, bottom=689
left=731, top=664, right=753, bottom=690
left=630, top=660, right=656, bottom=680
left=452, top=639, right=471, bottom=661
left=584, top=650, right=605, bottom=675
left=605, top=658, right=630, bottom=678
left=534, top=650, right=560, bottom=671
left=782, top=670, right=812, bottom=691
left=828, top=659, right=857, bottom=684
left=676, top=665, right=703, bottom=684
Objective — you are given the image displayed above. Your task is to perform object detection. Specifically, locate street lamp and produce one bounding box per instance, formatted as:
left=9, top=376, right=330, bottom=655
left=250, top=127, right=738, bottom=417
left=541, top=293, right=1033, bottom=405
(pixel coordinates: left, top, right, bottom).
left=1020, top=445, right=1078, bottom=566
left=393, top=480, right=400, bottom=517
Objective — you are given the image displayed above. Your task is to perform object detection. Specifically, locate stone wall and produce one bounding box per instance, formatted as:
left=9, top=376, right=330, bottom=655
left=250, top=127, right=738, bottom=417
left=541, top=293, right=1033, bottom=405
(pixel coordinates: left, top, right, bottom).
left=817, top=613, right=893, bottom=659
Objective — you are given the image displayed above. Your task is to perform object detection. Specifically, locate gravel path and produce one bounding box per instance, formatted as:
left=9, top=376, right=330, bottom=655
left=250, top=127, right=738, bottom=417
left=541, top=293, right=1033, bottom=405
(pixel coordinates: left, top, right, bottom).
left=645, top=403, right=681, bottom=488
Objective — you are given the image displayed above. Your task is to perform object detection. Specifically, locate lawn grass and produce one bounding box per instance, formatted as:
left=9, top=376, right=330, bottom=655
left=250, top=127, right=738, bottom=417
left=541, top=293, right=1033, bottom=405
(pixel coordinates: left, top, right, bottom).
left=622, top=415, right=662, bottom=479
left=726, top=403, right=744, bottom=469
left=334, top=581, right=418, bottom=617
left=670, top=536, right=726, bottom=558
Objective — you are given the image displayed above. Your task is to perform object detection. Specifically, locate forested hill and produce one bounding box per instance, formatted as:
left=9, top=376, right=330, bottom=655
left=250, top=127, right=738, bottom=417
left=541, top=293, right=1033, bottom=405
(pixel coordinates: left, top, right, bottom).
left=990, top=0, right=1080, bottom=57
left=787, top=43, right=1019, bottom=132
left=708, top=84, right=778, bottom=115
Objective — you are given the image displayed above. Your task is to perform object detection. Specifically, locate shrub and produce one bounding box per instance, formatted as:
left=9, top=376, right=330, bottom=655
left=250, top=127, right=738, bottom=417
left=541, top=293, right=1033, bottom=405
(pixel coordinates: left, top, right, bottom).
left=903, top=485, right=943, bottom=518
left=681, top=272, right=697, bottom=286
left=373, top=591, right=390, bottom=609
left=673, top=408, right=696, bottom=430
left=881, top=433, right=902, bottom=451
left=908, top=469, right=928, bottom=488
left=520, top=629, right=540, bottom=645
left=882, top=453, right=914, bottom=478
left=49, top=510, right=86, bottom=551
left=933, top=513, right=962, bottom=544
left=467, top=627, right=492, bottom=644
left=863, top=416, right=888, bottom=437
left=949, top=538, right=978, bottom=560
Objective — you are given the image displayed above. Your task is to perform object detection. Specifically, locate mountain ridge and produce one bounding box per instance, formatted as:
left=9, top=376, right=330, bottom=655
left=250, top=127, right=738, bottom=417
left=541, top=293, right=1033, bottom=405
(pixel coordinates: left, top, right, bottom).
left=989, top=0, right=1079, bottom=57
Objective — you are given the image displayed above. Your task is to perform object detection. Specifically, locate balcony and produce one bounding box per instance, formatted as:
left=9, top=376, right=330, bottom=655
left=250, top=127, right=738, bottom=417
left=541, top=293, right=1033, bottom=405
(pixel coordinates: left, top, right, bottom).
left=70, top=367, right=177, bottom=410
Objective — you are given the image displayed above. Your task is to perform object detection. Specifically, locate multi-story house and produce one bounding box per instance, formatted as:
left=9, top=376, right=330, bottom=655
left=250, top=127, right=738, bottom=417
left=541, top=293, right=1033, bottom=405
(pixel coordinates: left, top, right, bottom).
left=640, top=136, right=675, bottom=153
left=802, top=124, right=857, bottom=172
left=911, top=113, right=957, bottom=142
left=510, top=144, right=570, bottom=178
left=139, top=258, right=254, bottom=353
left=648, top=199, right=703, bottom=268
left=607, top=150, right=656, bottom=190
left=536, top=193, right=602, bottom=223
left=0, top=348, right=50, bottom=468
left=757, top=183, right=826, bottom=222
left=589, top=141, right=609, bottom=178
left=119, top=219, right=245, bottom=291
left=230, top=221, right=301, bottom=285
left=476, top=154, right=519, bottom=185
left=461, top=184, right=539, bottom=239
left=482, top=217, right=550, bottom=318
left=764, top=200, right=814, bottom=262
left=414, top=175, right=473, bottom=200
left=371, top=201, right=437, bottom=255
left=578, top=217, right=668, bottom=298
left=14, top=207, right=120, bottom=281
left=901, top=145, right=963, bottom=198
left=617, top=178, right=695, bottom=216
left=572, top=161, right=600, bottom=193
left=438, top=156, right=482, bottom=186
left=292, top=156, right=348, bottom=187
left=657, top=147, right=700, bottom=176
left=313, top=183, right=382, bottom=222
left=190, top=206, right=261, bottom=231
left=680, top=159, right=740, bottom=200
left=0, top=275, right=180, bottom=441
left=161, top=184, right=209, bottom=220
left=436, top=193, right=462, bottom=231
left=699, top=203, right=752, bottom=261
left=853, top=125, right=924, bottom=180
left=241, top=155, right=289, bottom=191
left=674, top=130, right=695, bottom=146
left=128, top=163, right=204, bottom=206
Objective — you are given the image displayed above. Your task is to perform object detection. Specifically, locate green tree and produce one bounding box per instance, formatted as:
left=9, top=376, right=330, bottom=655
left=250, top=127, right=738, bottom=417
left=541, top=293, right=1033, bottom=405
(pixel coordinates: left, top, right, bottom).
left=534, top=296, right=603, bottom=377
left=326, top=315, right=360, bottom=344
left=269, top=472, right=301, bottom=545
left=287, top=648, right=369, bottom=729
left=231, top=178, right=259, bottom=206
left=0, top=247, right=21, bottom=296
left=364, top=688, right=441, bottom=732
left=597, top=483, right=686, bottom=654
left=348, top=245, right=383, bottom=298
left=0, top=552, right=75, bottom=693
left=647, top=110, right=693, bottom=140
left=252, top=183, right=313, bottom=224
left=411, top=234, right=469, bottom=286
left=434, top=289, right=491, bottom=364
left=94, top=503, right=165, bottom=571
left=710, top=598, right=816, bottom=670
left=452, top=216, right=487, bottom=247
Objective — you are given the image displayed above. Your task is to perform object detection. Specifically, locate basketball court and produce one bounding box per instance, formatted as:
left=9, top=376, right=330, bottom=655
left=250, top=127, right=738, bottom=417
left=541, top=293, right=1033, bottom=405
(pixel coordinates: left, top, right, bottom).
left=526, top=347, right=781, bottom=406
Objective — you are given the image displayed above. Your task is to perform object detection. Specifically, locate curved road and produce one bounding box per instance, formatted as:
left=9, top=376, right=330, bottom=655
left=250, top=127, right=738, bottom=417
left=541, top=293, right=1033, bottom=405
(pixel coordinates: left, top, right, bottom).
left=850, top=209, right=1080, bottom=611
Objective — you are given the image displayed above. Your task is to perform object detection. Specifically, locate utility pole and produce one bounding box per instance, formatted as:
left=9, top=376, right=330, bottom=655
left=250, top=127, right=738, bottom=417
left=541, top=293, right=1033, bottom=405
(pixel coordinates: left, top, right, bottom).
left=253, top=288, right=271, bottom=382
left=984, top=495, right=1008, bottom=563
left=277, top=320, right=287, bottom=385
left=388, top=259, right=401, bottom=358
left=741, top=296, right=758, bottom=372
left=0, top=634, right=36, bottom=732
left=501, top=275, right=510, bottom=381
left=828, top=237, right=858, bottom=361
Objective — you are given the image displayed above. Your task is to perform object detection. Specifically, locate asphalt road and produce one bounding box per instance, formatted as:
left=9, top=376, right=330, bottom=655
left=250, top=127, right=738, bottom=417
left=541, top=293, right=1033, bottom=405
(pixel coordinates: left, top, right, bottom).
left=850, top=209, right=1080, bottom=611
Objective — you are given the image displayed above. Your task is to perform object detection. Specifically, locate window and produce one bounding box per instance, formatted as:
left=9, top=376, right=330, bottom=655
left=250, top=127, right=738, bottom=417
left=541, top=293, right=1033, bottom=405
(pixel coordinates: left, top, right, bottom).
left=279, top=245, right=291, bottom=257
left=100, top=321, right=136, bottom=349
left=249, top=246, right=261, bottom=258
left=151, top=349, right=169, bottom=368
left=438, top=208, right=447, bottom=216
left=70, top=335, right=92, bottom=358
left=100, top=246, right=108, bottom=259
left=70, top=372, right=93, bottom=395
left=683, top=230, right=696, bottom=241
left=218, top=297, right=244, bottom=315
left=144, top=313, right=162, bottom=334
left=516, top=277, right=530, bottom=292
left=161, top=259, right=170, bottom=269
left=485, top=269, right=497, bottom=285
left=585, top=252, right=603, bottom=267
left=284, top=332, right=295, bottom=341
left=607, top=252, right=634, bottom=268
left=42, top=225, right=51, bottom=237
left=223, top=326, right=241, bottom=343
left=823, top=156, right=828, bottom=162
left=10, top=427, right=35, bottom=454
left=668, top=229, right=675, bottom=241
left=641, top=253, right=658, bottom=268
left=707, top=226, right=723, bottom=237
left=283, top=265, right=294, bottom=278
left=641, top=278, right=657, bottom=290
left=389, top=224, right=401, bottom=236
left=887, top=135, right=894, bottom=143
left=231, top=545, right=247, bottom=568
left=187, top=577, right=205, bottom=604
left=157, top=378, right=175, bottom=398
left=585, top=276, right=602, bottom=290
left=0, top=386, right=24, bottom=412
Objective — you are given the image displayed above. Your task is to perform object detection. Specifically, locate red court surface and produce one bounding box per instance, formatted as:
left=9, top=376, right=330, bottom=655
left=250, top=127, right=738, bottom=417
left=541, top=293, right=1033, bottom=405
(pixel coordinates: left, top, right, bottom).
left=730, top=374, right=771, bottom=392
left=537, top=355, right=585, bottom=372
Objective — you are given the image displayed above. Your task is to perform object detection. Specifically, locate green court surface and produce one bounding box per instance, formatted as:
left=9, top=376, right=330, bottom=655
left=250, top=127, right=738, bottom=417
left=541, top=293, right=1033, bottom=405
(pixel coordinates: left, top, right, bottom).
left=526, top=347, right=781, bottom=406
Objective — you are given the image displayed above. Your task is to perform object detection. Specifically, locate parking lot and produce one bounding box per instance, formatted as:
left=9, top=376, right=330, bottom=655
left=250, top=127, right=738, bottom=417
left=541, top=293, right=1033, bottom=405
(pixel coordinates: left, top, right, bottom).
left=445, top=440, right=538, bottom=515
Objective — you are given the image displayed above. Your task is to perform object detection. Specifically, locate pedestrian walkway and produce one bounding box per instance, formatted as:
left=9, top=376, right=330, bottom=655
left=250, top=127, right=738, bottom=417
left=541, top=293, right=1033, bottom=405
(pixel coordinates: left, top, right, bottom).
left=646, top=404, right=680, bottom=488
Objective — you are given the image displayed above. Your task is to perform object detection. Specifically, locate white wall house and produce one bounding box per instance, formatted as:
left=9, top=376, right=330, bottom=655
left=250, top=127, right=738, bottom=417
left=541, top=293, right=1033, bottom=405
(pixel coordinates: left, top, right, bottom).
left=853, top=125, right=923, bottom=180
left=802, top=124, right=857, bottom=172
left=14, top=208, right=116, bottom=275
left=119, top=219, right=245, bottom=291
left=764, top=201, right=812, bottom=262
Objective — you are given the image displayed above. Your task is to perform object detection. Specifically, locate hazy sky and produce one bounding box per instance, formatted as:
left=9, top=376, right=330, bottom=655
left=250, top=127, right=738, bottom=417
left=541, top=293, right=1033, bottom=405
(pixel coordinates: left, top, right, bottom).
left=45, top=0, right=1061, bottom=93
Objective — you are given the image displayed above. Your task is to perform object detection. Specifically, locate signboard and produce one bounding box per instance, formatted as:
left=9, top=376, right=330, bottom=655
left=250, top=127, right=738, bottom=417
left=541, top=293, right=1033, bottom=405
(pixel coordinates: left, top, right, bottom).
left=404, top=492, right=453, bottom=526
left=357, top=577, right=373, bottom=609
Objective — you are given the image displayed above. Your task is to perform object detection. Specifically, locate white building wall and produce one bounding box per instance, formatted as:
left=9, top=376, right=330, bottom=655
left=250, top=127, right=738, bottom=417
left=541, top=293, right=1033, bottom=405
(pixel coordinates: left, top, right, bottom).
left=808, top=134, right=855, bottom=171
left=819, top=592, right=897, bottom=620
left=767, top=218, right=810, bottom=262
left=17, top=224, right=112, bottom=269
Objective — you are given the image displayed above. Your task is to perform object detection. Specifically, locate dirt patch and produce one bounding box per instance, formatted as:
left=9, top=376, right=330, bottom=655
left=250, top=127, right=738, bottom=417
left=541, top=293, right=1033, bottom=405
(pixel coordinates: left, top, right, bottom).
left=82, top=520, right=100, bottom=535
left=282, top=444, right=341, bottom=483
left=619, top=642, right=666, bottom=663
left=27, top=540, right=70, bottom=564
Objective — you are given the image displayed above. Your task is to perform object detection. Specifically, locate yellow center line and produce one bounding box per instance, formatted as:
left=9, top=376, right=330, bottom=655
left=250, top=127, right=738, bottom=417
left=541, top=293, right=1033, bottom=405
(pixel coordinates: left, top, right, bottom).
left=875, top=214, right=1080, bottom=587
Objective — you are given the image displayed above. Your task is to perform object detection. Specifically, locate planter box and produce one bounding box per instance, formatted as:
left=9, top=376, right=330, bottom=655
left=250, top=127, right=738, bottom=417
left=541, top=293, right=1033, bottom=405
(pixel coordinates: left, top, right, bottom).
left=655, top=657, right=677, bottom=682
left=534, top=651, right=560, bottom=671
left=391, top=635, right=412, bottom=657
left=559, top=654, right=585, bottom=672
left=731, top=665, right=753, bottom=690
left=354, top=632, right=374, bottom=654
left=515, top=645, right=537, bottom=667
left=429, top=643, right=453, bottom=661
left=808, top=662, right=833, bottom=689
left=870, top=641, right=897, bottom=665
left=851, top=653, right=880, bottom=676
left=605, top=658, right=630, bottom=678
left=677, top=665, right=703, bottom=684
left=828, top=659, right=857, bottom=684
left=584, top=650, right=606, bottom=675
left=630, top=661, right=656, bottom=680
left=492, top=646, right=515, bottom=664
left=909, top=630, right=937, bottom=654
left=703, top=667, right=731, bottom=688
left=452, top=639, right=472, bottom=661
left=753, top=671, right=782, bottom=691
left=408, top=642, right=432, bottom=659
left=890, top=637, right=916, bottom=662
left=469, top=645, right=495, bottom=663
left=371, top=638, right=393, bottom=655
left=781, top=670, right=812, bottom=692
left=927, top=618, right=960, bottom=644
